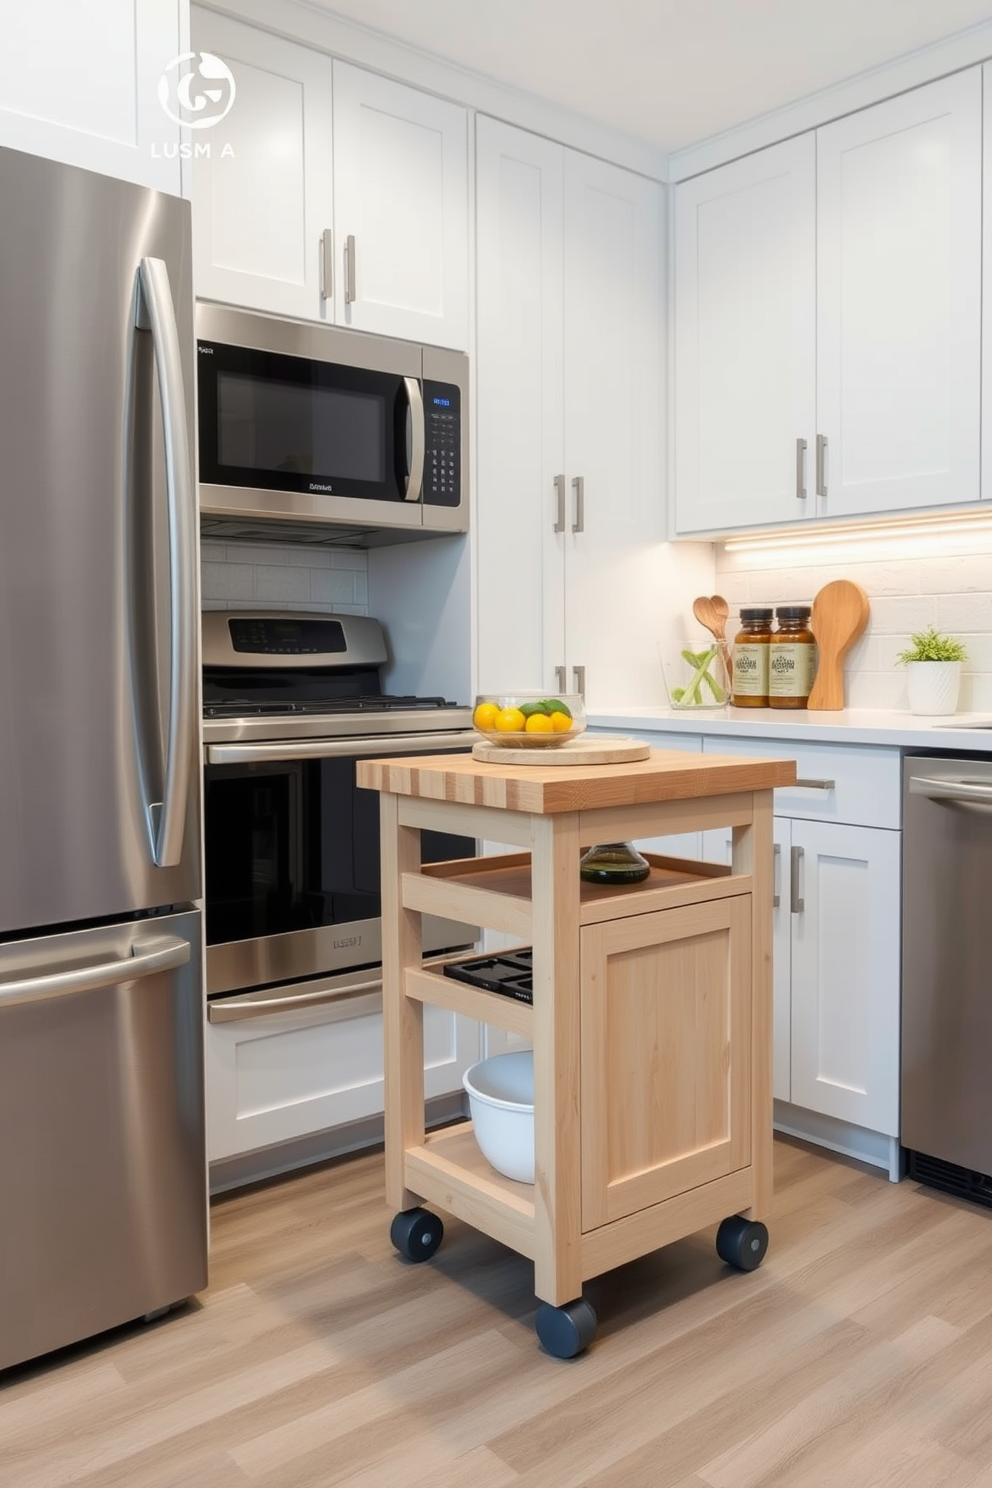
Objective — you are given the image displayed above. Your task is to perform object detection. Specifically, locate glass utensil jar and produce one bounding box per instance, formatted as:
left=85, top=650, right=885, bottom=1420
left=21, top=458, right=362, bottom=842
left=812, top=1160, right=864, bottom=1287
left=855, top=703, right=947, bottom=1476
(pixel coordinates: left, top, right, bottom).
left=732, top=607, right=773, bottom=707
left=579, top=842, right=651, bottom=885
left=769, top=606, right=816, bottom=709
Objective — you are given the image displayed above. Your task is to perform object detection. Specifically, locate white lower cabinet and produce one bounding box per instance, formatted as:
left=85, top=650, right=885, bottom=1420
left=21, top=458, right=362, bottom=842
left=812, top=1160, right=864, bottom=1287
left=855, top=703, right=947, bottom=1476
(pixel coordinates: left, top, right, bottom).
left=697, top=735, right=902, bottom=1176
left=206, top=992, right=478, bottom=1164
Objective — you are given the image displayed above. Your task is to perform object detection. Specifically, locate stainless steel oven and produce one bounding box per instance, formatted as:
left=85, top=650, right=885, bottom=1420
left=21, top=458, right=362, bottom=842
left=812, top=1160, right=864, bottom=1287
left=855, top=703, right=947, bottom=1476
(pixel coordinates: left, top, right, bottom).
left=201, top=610, right=477, bottom=1025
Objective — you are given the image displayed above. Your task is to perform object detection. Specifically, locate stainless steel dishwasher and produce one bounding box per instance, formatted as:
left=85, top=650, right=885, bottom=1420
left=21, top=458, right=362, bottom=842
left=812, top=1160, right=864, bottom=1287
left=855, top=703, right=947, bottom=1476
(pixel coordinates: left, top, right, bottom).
left=902, top=755, right=992, bottom=1204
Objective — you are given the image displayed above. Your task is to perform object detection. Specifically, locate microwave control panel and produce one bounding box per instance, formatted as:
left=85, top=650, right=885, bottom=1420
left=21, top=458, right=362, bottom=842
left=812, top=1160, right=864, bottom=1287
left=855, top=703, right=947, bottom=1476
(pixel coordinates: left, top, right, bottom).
left=423, top=381, right=461, bottom=507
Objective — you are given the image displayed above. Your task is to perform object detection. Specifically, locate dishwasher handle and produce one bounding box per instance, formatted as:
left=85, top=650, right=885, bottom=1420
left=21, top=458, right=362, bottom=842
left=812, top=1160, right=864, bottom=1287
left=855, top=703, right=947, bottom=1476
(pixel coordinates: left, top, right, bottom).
left=909, top=775, right=992, bottom=807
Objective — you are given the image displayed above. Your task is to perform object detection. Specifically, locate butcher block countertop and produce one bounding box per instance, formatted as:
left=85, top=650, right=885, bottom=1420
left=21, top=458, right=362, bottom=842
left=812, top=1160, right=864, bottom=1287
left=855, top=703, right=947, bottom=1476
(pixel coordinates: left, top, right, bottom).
left=356, top=747, right=796, bottom=814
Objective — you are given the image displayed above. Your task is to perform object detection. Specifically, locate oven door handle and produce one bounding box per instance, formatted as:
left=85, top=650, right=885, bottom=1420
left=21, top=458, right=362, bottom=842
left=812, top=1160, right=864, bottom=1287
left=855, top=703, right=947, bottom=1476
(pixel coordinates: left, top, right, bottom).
left=208, top=981, right=382, bottom=1024
left=204, top=731, right=475, bottom=765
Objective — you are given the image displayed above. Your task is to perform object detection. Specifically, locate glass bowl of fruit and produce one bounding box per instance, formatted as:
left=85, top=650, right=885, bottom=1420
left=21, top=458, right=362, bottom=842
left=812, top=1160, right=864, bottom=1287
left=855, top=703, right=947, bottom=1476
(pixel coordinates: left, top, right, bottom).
left=471, top=693, right=587, bottom=747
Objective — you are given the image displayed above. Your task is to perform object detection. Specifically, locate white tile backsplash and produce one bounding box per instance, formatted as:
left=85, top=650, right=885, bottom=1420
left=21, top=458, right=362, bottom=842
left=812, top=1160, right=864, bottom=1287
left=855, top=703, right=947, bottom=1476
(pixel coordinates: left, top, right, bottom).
left=716, top=528, right=992, bottom=713
left=200, top=538, right=369, bottom=615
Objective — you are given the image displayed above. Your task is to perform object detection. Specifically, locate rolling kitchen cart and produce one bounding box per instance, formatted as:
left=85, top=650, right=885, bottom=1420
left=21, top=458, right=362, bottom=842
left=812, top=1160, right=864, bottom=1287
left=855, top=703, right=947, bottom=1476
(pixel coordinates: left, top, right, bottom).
left=357, top=747, right=795, bottom=1357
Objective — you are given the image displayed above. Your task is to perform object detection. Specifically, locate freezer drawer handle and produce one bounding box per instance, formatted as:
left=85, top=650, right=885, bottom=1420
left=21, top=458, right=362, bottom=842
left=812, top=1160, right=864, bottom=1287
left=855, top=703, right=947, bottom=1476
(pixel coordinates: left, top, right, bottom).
left=134, top=256, right=195, bottom=870
left=909, top=776, right=992, bottom=807
left=0, top=936, right=190, bottom=1009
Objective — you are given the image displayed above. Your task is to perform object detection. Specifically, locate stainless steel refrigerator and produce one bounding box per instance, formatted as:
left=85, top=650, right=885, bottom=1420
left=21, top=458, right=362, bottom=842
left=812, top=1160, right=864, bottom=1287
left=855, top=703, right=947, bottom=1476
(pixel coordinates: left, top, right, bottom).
left=0, top=145, right=206, bottom=1371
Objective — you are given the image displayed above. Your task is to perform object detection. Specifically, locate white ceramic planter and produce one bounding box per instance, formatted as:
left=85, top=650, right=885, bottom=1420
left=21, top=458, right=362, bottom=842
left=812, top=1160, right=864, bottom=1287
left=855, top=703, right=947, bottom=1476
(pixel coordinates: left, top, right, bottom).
left=905, top=660, right=962, bottom=716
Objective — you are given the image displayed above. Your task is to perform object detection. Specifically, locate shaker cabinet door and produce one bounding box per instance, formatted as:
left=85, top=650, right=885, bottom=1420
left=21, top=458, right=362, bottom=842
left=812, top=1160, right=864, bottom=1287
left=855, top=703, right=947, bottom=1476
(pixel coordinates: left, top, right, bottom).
left=475, top=116, right=566, bottom=693
left=580, top=896, right=752, bottom=1230
left=191, top=12, right=334, bottom=320
left=674, top=134, right=817, bottom=535
left=332, top=62, right=469, bottom=349
left=816, top=69, right=982, bottom=517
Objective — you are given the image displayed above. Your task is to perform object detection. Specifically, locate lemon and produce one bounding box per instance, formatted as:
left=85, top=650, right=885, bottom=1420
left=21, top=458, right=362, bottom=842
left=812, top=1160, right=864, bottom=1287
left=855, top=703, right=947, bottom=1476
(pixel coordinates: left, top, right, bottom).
left=495, top=706, right=526, bottom=732
left=524, top=711, right=554, bottom=733
left=549, top=711, right=573, bottom=733
left=473, top=700, right=501, bottom=732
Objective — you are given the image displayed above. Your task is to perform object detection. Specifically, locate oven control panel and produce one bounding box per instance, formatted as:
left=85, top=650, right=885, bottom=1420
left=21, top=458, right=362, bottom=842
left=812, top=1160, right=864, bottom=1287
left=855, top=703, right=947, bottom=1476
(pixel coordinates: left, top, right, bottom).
left=423, top=381, right=460, bottom=508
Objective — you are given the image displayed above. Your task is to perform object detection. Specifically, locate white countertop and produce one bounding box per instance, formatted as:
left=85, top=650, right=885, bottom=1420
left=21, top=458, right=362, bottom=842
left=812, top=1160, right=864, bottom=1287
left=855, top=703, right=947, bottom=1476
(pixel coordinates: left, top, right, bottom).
left=588, top=705, right=992, bottom=751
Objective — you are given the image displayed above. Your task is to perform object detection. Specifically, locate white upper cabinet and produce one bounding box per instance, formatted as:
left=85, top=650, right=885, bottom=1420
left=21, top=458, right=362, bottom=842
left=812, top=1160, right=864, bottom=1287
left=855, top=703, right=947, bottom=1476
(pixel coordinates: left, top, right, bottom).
left=674, top=68, right=983, bottom=535
left=191, top=13, right=333, bottom=321
left=331, top=62, right=469, bottom=348
left=191, top=12, right=469, bottom=348
left=0, top=0, right=185, bottom=194
left=816, top=69, right=982, bottom=518
left=674, top=135, right=816, bottom=535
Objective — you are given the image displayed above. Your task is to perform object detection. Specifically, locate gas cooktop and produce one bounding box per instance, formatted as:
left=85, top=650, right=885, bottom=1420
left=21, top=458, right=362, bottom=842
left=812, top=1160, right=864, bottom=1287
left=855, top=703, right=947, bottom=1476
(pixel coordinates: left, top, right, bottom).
left=201, top=610, right=474, bottom=745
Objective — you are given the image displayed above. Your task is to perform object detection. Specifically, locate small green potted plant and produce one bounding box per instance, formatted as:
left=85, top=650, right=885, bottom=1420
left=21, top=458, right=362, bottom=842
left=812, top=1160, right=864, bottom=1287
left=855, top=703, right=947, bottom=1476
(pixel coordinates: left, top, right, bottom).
left=896, top=624, right=968, bottom=716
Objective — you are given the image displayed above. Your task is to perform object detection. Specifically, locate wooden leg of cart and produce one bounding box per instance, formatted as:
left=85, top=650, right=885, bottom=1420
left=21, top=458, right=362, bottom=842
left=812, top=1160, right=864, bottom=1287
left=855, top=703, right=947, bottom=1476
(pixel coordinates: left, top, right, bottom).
left=380, top=791, right=429, bottom=1228
left=529, top=811, right=595, bottom=1357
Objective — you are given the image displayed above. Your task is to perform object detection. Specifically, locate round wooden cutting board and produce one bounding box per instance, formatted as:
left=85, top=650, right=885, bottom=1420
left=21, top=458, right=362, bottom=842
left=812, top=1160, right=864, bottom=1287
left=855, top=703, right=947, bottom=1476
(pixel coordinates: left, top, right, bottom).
left=471, top=735, right=651, bottom=766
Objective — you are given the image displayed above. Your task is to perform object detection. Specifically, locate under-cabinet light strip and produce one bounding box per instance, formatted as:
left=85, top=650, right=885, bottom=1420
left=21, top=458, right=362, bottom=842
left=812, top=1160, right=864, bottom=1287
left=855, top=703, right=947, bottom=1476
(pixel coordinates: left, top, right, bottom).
left=722, top=511, right=992, bottom=557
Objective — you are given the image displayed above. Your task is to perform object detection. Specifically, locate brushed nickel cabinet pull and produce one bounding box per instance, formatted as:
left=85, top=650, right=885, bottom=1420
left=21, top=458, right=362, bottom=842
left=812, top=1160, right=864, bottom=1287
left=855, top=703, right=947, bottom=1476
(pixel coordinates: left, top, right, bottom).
left=816, top=433, right=828, bottom=498
left=572, top=475, right=584, bottom=534
left=554, top=473, right=566, bottom=534
left=773, top=843, right=781, bottom=908
left=796, top=437, right=807, bottom=499
left=794, top=778, right=835, bottom=792
left=790, top=845, right=804, bottom=914
left=320, top=228, right=333, bottom=301
left=345, top=234, right=356, bottom=303
left=573, top=664, right=586, bottom=698
left=555, top=665, right=567, bottom=693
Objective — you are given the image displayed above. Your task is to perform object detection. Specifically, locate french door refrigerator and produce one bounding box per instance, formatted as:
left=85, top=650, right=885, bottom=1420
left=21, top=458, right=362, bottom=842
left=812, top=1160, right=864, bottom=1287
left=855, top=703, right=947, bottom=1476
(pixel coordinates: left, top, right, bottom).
left=0, top=145, right=205, bottom=1371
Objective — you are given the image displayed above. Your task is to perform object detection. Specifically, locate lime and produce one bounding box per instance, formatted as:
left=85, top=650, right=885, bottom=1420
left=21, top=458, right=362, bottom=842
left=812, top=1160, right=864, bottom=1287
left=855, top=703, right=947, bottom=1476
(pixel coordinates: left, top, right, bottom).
left=542, top=698, right=571, bottom=719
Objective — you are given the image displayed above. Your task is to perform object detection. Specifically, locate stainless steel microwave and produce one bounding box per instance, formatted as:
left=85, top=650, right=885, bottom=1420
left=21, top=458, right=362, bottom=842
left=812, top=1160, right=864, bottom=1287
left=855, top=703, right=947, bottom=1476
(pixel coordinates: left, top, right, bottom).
left=196, top=303, right=468, bottom=539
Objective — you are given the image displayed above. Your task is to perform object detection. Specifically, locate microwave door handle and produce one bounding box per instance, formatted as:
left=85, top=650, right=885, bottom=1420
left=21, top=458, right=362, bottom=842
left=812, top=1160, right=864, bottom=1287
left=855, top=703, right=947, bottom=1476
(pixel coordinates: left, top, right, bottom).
left=135, top=257, right=195, bottom=867
left=403, top=377, right=425, bottom=502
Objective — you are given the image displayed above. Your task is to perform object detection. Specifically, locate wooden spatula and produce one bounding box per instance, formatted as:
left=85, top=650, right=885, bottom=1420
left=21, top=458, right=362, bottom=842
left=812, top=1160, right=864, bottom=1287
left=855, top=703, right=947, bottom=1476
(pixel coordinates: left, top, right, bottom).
left=807, top=580, right=870, bottom=710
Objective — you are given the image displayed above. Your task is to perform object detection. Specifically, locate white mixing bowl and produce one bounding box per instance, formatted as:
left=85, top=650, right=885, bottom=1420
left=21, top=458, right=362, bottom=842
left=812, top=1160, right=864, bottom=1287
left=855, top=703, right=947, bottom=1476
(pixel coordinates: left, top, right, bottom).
left=462, top=1050, right=535, bottom=1184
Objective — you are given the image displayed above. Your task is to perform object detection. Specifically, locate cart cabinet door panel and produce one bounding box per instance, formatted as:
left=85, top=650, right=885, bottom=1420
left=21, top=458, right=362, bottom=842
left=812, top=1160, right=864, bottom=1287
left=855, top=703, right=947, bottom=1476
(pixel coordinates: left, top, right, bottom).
left=580, top=895, right=751, bottom=1229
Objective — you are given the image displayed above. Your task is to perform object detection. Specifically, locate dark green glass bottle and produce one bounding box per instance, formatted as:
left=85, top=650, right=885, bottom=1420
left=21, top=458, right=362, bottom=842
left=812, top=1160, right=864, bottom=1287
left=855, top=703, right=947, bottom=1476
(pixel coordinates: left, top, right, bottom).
left=579, top=842, right=650, bottom=885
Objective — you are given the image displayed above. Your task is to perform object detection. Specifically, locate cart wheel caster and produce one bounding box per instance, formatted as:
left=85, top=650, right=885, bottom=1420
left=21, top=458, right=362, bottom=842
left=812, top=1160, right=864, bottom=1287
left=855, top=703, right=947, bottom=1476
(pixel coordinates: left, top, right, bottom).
left=390, top=1208, right=444, bottom=1262
left=716, top=1215, right=769, bottom=1272
left=535, top=1298, right=597, bottom=1359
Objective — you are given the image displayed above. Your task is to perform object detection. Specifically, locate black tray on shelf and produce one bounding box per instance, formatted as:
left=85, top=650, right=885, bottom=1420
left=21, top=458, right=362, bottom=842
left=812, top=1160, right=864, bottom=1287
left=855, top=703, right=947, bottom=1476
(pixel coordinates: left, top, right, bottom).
left=442, top=948, right=534, bottom=1005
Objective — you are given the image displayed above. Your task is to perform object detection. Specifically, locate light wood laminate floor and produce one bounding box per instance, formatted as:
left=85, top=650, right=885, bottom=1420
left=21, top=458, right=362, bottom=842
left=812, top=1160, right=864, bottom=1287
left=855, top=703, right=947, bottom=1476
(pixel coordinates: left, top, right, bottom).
left=3, top=1136, right=992, bottom=1487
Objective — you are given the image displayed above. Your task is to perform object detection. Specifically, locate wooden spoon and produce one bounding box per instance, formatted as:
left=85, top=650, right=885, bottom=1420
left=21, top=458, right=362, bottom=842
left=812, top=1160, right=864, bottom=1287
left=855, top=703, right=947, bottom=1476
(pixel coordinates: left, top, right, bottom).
left=807, top=580, right=870, bottom=710
left=692, top=595, right=730, bottom=643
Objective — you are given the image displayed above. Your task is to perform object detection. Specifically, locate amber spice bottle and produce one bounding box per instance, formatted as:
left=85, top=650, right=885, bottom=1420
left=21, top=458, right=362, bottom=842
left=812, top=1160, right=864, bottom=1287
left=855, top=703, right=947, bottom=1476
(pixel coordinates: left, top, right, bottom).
left=769, top=605, right=816, bottom=709
left=731, top=607, right=773, bottom=707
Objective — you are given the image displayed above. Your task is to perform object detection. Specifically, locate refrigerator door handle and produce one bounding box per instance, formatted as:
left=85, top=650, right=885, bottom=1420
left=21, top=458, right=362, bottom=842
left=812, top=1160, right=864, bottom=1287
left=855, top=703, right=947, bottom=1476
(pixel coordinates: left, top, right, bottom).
left=135, top=257, right=195, bottom=869
left=0, top=935, right=191, bottom=1010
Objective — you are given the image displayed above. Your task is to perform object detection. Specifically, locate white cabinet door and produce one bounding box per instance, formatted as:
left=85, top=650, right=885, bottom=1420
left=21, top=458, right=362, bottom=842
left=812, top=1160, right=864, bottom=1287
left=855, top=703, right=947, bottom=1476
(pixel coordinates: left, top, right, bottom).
left=981, top=65, right=992, bottom=504
left=674, top=135, right=816, bottom=535
left=475, top=117, right=565, bottom=693
left=332, top=63, right=468, bottom=349
left=789, top=820, right=901, bottom=1136
left=817, top=70, right=982, bottom=517
left=207, top=996, right=478, bottom=1161
left=564, top=152, right=703, bottom=706
left=701, top=819, right=791, bottom=1103
left=0, top=0, right=184, bottom=193
left=191, top=13, right=333, bottom=319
